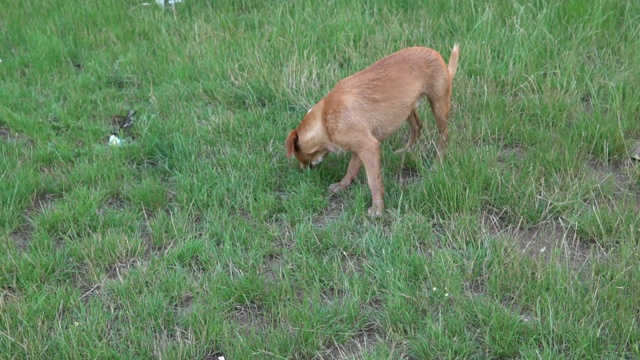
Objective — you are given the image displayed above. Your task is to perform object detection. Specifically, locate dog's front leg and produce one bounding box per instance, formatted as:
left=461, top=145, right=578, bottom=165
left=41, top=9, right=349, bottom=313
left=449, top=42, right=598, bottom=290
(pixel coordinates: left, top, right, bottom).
left=329, top=153, right=362, bottom=193
left=395, top=109, right=423, bottom=154
left=358, top=141, right=384, bottom=217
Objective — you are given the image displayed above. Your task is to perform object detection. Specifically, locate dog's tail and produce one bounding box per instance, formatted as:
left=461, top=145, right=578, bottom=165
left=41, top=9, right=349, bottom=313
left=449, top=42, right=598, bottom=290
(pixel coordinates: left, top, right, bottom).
left=447, top=43, right=460, bottom=78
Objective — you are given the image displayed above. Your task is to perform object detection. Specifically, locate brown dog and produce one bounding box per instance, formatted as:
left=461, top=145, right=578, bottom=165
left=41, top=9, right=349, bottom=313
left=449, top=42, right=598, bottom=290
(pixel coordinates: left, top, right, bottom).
left=286, top=45, right=460, bottom=216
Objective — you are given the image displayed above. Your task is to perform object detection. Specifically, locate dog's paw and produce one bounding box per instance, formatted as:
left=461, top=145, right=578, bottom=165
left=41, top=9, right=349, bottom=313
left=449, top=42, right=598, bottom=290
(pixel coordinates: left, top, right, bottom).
left=367, top=206, right=383, bottom=217
left=329, top=183, right=346, bottom=193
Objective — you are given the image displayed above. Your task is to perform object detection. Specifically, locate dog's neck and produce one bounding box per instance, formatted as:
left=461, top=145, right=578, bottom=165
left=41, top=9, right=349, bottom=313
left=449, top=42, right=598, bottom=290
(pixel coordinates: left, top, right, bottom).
left=299, top=117, right=329, bottom=153
left=298, top=101, right=337, bottom=153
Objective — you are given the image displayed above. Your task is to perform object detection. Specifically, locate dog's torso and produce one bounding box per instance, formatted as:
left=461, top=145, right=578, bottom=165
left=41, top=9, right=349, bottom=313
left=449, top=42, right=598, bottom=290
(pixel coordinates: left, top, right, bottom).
left=316, top=47, right=450, bottom=148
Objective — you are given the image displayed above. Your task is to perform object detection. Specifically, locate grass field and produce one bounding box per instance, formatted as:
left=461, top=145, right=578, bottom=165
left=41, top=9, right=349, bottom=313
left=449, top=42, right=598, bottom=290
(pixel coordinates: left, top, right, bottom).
left=1, top=0, right=640, bottom=358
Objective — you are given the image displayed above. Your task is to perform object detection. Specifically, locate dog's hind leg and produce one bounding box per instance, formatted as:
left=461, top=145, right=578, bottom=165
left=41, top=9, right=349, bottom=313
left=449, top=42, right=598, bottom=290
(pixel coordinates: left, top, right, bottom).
left=430, top=95, right=451, bottom=164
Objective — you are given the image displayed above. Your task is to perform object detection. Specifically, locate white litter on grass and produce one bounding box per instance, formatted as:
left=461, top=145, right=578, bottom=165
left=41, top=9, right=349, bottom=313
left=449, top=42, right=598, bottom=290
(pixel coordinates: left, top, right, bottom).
left=155, top=0, right=183, bottom=7
left=109, top=134, right=122, bottom=146
left=631, top=142, right=640, bottom=161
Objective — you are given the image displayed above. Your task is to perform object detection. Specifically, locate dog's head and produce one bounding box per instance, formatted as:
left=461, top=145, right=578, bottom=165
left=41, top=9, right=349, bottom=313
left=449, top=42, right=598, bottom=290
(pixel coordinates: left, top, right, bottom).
left=286, top=129, right=329, bottom=169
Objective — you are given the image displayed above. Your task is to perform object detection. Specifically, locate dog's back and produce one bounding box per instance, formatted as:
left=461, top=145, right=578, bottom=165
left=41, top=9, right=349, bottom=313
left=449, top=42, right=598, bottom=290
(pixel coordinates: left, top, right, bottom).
left=324, top=47, right=454, bottom=143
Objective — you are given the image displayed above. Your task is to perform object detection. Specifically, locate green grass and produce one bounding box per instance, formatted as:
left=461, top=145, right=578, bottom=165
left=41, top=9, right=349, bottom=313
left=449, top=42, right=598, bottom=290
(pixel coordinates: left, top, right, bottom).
left=2, top=0, right=640, bottom=358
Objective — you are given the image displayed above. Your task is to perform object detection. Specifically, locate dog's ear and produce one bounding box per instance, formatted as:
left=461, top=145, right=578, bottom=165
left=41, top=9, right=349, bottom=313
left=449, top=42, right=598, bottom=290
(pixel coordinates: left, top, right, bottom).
left=286, top=130, right=298, bottom=159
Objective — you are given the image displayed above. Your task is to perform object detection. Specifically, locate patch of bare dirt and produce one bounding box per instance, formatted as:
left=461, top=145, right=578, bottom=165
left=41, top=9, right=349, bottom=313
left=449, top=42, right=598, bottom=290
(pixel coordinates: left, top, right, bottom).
left=0, top=123, right=35, bottom=146
left=79, top=283, right=103, bottom=304
left=268, top=217, right=296, bottom=247
left=10, top=224, right=32, bottom=251
left=29, top=190, right=59, bottom=213
left=589, top=159, right=635, bottom=194
left=320, top=328, right=381, bottom=360
left=139, top=209, right=179, bottom=258
left=1, top=287, right=19, bottom=308
left=107, top=259, right=141, bottom=281
left=233, top=301, right=267, bottom=329
left=497, top=144, right=526, bottom=164
left=175, top=293, right=194, bottom=310
left=173, top=292, right=195, bottom=319
left=315, top=196, right=345, bottom=228
left=520, top=222, right=597, bottom=266
left=105, top=194, right=127, bottom=211
left=588, top=158, right=640, bottom=215
left=262, top=254, right=285, bottom=283
left=399, top=167, right=420, bottom=186
left=9, top=191, right=61, bottom=251
left=340, top=251, right=364, bottom=276
left=0, top=124, right=10, bottom=139
left=78, top=260, right=143, bottom=304
left=482, top=213, right=603, bottom=268
left=142, top=237, right=171, bottom=258
left=580, top=93, right=593, bottom=115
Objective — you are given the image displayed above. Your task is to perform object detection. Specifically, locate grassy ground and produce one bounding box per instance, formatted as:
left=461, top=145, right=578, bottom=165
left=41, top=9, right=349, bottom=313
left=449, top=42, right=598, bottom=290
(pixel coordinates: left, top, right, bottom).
left=1, top=0, right=639, bottom=358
